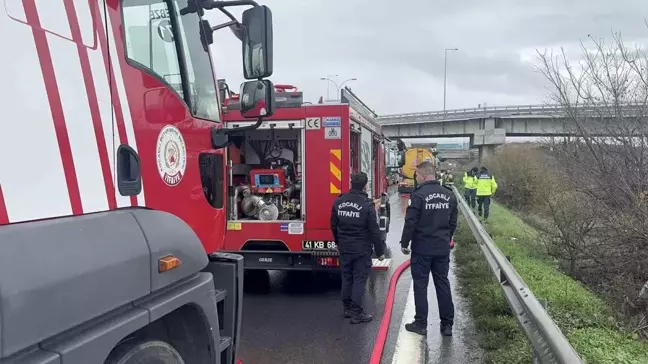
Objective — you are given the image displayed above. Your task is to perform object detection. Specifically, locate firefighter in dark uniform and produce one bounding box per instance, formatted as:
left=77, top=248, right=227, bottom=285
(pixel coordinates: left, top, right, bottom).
left=331, top=172, right=385, bottom=324
left=400, top=161, right=458, bottom=336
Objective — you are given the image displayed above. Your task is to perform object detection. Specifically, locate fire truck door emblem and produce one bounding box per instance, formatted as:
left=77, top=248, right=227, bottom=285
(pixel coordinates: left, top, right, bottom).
left=156, top=125, right=187, bottom=186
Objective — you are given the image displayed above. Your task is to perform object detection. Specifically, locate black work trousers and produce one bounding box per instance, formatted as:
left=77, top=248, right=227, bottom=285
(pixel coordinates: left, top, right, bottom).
left=340, top=252, right=372, bottom=313
left=411, top=253, right=454, bottom=327
left=477, top=195, right=491, bottom=219
left=464, top=188, right=477, bottom=208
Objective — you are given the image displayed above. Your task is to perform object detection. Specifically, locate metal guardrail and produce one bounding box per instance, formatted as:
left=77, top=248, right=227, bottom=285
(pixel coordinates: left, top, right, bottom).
left=378, top=103, right=646, bottom=125
left=451, top=186, right=583, bottom=364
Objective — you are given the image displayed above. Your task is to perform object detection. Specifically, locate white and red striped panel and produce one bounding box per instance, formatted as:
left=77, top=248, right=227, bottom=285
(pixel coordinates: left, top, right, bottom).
left=372, top=258, right=392, bottom=271
left=0, top=0, right=145, bottom=224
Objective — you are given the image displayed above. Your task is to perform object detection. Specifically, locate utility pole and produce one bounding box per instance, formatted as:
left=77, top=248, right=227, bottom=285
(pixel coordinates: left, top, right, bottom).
left=320, top=74, right=338, bottom=101
left=339, top=78, right=357, bottom=95
left=320, top=76, right=356, bottom=102
left=443, top=48, right=459, bottom=116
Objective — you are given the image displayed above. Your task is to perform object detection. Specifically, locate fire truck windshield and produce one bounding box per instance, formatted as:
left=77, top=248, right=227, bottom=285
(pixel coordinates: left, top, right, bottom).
left=123, top=0, right=221, bottom=121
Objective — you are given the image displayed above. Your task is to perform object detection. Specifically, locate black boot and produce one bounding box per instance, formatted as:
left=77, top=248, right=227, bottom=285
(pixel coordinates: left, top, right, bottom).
left=405, top=321, right=427, bottom=336
left=350, top=312, right=373, bottom=324
left=440, top=324, right=453, bottom=337
left=343, top=300, right=353, bottom=318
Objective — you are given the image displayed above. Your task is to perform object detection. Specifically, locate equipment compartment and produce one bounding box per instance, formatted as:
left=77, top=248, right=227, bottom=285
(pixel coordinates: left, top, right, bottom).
left=226, top=126, right=304, bottom=222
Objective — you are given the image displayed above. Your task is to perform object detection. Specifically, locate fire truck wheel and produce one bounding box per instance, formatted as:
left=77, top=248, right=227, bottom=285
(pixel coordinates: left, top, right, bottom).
left=105, top=339, right=186, bottom=364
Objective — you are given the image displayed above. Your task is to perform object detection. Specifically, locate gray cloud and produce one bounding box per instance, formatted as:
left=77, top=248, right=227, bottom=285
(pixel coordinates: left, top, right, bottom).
left=207, top=0, right=648, bottom=114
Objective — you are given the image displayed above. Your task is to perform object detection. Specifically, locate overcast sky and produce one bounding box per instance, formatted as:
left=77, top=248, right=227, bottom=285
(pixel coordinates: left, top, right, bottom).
left=207, top=0, right=648, bottom=116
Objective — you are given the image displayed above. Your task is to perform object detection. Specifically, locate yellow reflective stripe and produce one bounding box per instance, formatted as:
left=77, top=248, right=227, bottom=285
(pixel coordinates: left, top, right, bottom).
left=330, top=162, right=341, bottom=180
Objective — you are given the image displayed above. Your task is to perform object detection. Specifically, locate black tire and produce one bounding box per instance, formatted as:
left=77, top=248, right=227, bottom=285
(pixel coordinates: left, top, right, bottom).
left=105, top=339, right=186, bottom=364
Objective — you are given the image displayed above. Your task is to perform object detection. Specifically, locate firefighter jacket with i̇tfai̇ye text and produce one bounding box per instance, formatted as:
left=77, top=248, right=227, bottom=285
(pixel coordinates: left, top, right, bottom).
left=476, top=171, right=498, bottom=197
left=399, top=181, right=458, bottom=256
left=330, top=190, right=385, bottom=257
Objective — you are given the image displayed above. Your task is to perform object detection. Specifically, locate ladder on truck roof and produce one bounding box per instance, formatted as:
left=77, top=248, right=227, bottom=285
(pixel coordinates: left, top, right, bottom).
left=221, top=82, right=304, bottom=110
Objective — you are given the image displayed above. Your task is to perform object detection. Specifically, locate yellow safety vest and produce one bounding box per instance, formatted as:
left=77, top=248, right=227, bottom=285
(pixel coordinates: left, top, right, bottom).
left=463, top=172, right=477, bottom=190
left=476, top=172, right=498, bottom=196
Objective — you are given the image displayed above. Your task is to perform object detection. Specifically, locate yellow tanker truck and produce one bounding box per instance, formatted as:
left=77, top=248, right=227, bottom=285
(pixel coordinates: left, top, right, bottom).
left=397, top=147, right=437, bottom=194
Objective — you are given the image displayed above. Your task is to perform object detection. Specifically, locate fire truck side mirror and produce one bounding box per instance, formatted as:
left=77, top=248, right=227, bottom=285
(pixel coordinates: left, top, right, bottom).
left=199, top=20, right=214, bottom=51
left=211, top=128, right=229, bottom=149
left=239, top=79, right=276, bottom=119
left=241, top=5, right=273, bottom=80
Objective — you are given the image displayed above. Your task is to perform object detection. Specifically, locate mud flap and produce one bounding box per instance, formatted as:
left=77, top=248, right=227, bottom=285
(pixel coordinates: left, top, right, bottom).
left=204, top=253, right=244, bottom=364
left=398, top=185, right=414, bottom=194
left=372, top=258, right=392, bottom=271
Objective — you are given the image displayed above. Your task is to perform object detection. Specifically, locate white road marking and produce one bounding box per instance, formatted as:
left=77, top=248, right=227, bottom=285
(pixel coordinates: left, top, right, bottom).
left=391, top=282, right=425, bottom=364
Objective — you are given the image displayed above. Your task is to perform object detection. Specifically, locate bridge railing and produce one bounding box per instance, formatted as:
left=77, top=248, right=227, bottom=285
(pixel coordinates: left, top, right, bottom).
left=379, top=104, right=559, bottom=120
left=451, top=186, right=583, bottom=364
left=378, top=103, right=646, bottom=125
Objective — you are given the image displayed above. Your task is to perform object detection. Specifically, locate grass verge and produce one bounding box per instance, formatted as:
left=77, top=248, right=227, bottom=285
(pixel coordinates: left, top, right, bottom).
left=454, top=201, right=648, bottom=364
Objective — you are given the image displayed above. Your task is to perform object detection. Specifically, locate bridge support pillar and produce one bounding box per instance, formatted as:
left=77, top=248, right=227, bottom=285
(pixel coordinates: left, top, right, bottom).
left=478, top=145, right=495, bottom=163
left=472, top=122, right=505, bottom=164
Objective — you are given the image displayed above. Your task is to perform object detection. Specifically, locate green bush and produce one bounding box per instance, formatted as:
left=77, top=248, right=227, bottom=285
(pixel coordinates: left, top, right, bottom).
left=483, top=144, right=560, bottom=212
left=454, top=202, right=648, bottom=364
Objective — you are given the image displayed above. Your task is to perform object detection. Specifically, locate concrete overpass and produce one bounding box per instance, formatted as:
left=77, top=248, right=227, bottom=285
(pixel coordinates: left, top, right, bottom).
left=378, top=103, right=644, bottom=161
left=406, top=142, right=477, bottom=161
left=438, top=149, right=478, bottom=160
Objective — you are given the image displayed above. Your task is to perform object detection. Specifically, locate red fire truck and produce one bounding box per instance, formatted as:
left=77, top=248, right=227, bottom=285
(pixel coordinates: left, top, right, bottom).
left=0, top=1, right=274, bottom=363
left=218, top=85, right=393, bottom=271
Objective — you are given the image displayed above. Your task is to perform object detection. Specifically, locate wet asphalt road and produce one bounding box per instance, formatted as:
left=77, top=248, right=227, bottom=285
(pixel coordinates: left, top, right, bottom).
left=238, top=188, right=483, bottom=364
left=425, top=252, right=484, bottom=364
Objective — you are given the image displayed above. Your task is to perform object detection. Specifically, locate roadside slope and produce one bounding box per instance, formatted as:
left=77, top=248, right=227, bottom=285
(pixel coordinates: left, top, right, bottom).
left=453, top=202, right=648, bottom=364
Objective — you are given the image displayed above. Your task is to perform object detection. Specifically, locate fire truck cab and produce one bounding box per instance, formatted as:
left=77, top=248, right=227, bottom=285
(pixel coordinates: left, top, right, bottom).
left=0, top=1, right=275, bottom=363
left=218, top=85, right=392, bottom=271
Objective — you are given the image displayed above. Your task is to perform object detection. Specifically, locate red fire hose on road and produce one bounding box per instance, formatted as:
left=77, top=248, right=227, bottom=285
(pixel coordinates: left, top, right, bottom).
left=368, top=259, right=412, bottom=364
left=237, top=260, right=411, bottom=364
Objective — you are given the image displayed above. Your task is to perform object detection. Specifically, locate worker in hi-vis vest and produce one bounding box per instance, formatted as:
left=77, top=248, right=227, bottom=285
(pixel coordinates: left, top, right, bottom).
left=463, top=167, right=478, bottom=209
left=475, top=167, right=498, bottom=221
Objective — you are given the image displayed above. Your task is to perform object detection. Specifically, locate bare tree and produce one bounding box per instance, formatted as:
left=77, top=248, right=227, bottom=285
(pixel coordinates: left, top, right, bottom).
left=535, top=31, right=648, bottom=333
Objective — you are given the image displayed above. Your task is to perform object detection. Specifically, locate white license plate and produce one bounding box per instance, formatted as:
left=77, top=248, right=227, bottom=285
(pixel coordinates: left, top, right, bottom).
left=302, top=240, right=337, bottom=250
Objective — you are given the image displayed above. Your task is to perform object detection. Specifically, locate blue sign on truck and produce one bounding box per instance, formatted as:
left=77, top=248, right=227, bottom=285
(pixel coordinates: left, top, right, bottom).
left=322, top=117, right=341, bottom=127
